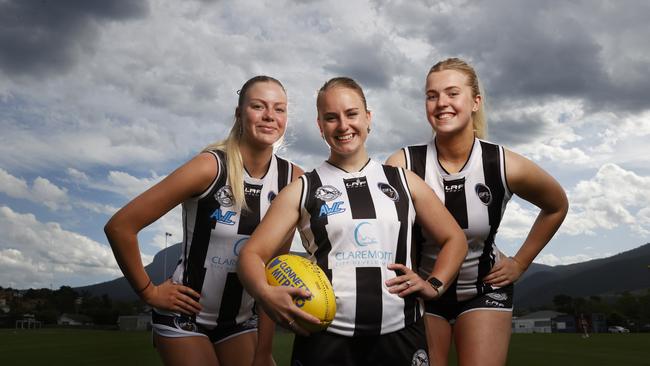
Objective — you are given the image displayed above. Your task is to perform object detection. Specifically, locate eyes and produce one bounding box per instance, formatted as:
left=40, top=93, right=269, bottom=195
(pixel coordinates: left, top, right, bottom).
left=323, top=110, right=359, bottom=122
left=426, top=90, right=460, bottom=101
left=250, top=103, right=286, bottom=114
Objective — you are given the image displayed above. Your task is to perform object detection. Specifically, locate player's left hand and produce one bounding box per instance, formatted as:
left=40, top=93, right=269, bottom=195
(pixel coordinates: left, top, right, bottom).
left=483, top=256, right=525, bottom=287
left=385, top=263, right=439, bottom=300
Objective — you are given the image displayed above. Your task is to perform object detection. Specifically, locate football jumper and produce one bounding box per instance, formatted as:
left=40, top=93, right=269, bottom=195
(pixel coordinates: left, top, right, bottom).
left=167, top=150, right=293, bottom=329
left=403, top=138, right=512, bottom=302
left=297, top=159, right=421, bottom=337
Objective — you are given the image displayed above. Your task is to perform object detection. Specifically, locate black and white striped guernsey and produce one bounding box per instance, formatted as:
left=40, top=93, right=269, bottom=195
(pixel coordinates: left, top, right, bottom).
left=403, top=138, right=512, bottom=302
left=297, top=159, right=421, bottom=337
left=167, top=150, right=293, bottom=329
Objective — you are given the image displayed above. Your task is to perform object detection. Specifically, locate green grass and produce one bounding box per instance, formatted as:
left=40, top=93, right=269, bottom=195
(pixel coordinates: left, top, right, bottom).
left=1, top=329, right=648, bottom=365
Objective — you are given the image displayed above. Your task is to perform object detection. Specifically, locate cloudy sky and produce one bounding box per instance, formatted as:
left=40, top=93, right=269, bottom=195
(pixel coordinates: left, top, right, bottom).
left=1, top=0, right=649, bottom=289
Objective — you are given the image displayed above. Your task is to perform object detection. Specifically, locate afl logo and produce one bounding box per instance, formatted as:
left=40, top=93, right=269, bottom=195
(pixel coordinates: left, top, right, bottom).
left=215, top=185, right=234, bottom=207
left=315, top=185, right=341, bottom=201
left=378, top=183, right=399, bottom=202
left=475, top=183, right=492, bottom=205
left=268, top=191, right=277, bottom=202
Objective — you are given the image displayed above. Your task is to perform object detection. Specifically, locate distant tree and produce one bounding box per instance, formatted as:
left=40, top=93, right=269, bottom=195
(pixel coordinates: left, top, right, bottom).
left=553, top=294, right=574, bottom=313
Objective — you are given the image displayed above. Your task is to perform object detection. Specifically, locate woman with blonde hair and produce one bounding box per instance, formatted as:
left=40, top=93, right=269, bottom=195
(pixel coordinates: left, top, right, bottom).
left=386, top=58, right=568, bottom=365
left=105, top=75, right=302, bottom=366
left=238, top=77, right=467, bottom=366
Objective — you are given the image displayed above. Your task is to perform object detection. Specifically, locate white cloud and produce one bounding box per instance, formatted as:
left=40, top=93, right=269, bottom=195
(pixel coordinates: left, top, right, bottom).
left=0, top=168, right=69, bottom=210
left=0, top=206, right=129, bottom=288
left=535, top=252, right=611, bottom=266
left=566, top=163, right=650, bottom=236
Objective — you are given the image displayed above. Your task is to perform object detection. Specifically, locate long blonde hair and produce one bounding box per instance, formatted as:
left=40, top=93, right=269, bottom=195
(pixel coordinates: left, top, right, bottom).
left=203, top=76, right=286, bottom=208
left=428, top=58, right=487, bottom=139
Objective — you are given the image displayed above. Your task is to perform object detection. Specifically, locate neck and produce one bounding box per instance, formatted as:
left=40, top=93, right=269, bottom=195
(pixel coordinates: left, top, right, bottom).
left=327, top=149, right=370, bottom=173
left=239, top=142, right=274, bottom=178
left=434, top=129, right=475, bottom=172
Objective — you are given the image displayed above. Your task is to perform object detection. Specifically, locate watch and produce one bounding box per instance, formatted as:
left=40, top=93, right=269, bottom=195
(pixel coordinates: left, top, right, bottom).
left=427, top=277, right=444, bottom=296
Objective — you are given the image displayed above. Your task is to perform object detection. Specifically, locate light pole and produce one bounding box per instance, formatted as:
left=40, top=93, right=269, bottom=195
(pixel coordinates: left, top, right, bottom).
left=164, top=232, right=172, bottom=279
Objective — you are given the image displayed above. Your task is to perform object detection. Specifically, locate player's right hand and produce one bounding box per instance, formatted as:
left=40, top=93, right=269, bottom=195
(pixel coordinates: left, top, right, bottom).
left=258, top=285, right=319, bottom=336
left=141, top=279, right=202, bottom=315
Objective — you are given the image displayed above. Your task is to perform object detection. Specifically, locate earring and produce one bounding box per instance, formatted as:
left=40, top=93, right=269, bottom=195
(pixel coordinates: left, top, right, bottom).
left=367, top=127, right=371, bottom=133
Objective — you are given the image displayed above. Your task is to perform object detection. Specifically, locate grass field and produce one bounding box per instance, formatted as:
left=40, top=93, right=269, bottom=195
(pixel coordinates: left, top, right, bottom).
left=1, top=328, right=648, bottom=365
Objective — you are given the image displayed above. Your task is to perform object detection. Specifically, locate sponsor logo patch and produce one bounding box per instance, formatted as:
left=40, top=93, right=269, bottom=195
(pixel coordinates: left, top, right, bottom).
left=215, top=185, right=234, bottom=207
left=173, top=317, right=198, bottom=332
left=485, top=299, right=506, bottom=308
left=319, top=201, right=346, bottom=217
left=486, top=292, right=508, bottom=301
left=267, top=191, right=277, bottom=202
left=353, top=222, right=378, bottom=246
left=244, top=185, right=261, bottom=197
left=344, top=177, right=367, bottom=189
left=315, top=185, right=341, bottom=201
left=444, top=183, right=464, bottom=193
left=475, top=183, right=492, bottom=205
left=378, top=182, right=399, bottom=202
left=411, top=349, right=429, bottom=366
left=211, top=208, right=237, bottom=225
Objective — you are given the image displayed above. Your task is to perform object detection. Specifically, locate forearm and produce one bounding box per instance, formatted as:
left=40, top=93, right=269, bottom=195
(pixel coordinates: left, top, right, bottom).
left=514, top=208, right=567, bottom=269
left=428, top=235, right=467, bottom=285
left=105, top=225, right=151, bottom=295
left=238, top=249, right=272, bottom=301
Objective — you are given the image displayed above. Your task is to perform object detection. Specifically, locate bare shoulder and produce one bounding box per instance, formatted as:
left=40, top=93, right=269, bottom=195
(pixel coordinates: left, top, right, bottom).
left=291, top=163, right=305, bottom=181
left=385, top=149, right=406, bottom=168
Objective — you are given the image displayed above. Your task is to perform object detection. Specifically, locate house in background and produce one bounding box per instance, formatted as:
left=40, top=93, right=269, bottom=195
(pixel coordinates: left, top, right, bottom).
left=512, top=310, right=565, bottom=333
left=57, top=313, right=93, bottom=326
left=118, top=314, right=151, bottom=331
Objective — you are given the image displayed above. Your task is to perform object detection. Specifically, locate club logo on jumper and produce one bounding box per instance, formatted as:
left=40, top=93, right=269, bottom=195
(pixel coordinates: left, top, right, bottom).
left=444, top=182, right=464, bottom=193
left=315, top=185, right=341, bottom=201
left=244, top=184, right=262, bottom=197
left=344, top=177, right=367, bottom=189
left=173, top=316, right=198, bottom=332
left=475, top=183, right=492, bottom=205
left=354, top=222, right=378, bottom=246
left=215, top=185, right=234, bottom=207
left=268, top=191, right=277, bottom=202
left=319, top=201, right=346, bottom=217
left=411, top=349, right=429, bottom=366
left=486, top=292, right=508, bottom=301
left=378, top=182, right=399, bottom=202
left=211, top=208, right=237, bottom=225
left=267, top=257, right=312, bottom=308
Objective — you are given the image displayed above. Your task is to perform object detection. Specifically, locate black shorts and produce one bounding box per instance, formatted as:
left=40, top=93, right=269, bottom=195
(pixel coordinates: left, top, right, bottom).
left=424, top=284, right=514, bottom=322
left=151, top=309, right=257, bottom=344
left=291, top=317, right=429, bottom=366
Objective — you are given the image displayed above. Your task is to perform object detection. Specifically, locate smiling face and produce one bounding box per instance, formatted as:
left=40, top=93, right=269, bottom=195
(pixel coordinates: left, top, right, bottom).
left=425, top=69, right=481, bottom=138
left=238, top=81, right=287, bottom=149
left=317, top=86, right=371, bottom=159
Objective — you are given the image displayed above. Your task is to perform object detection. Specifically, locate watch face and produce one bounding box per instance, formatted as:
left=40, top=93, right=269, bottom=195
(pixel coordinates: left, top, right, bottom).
left=428, top=277, right=443, bottom=288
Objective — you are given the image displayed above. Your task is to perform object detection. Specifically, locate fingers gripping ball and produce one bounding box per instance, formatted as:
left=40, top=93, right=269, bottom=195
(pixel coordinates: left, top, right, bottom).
left=265, top=254, right=336, bottom=332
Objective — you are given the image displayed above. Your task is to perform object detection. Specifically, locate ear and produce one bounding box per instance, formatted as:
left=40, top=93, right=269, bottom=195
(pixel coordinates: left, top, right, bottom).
left=472, top=95, right=482, bottom=112
left=366, top=109, right=373, bottom=131
left=316, top=118, right=324, bottom=137
left=235, top=107, right=241, bottom=119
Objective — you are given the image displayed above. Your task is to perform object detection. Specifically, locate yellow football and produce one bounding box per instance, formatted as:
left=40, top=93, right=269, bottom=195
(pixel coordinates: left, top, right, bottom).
left=265, top=254, right=336, bottom=332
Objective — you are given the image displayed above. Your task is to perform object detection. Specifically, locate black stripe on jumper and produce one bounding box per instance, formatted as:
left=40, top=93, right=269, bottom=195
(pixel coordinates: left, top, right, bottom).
left=354, top=267, right=383, bottom=336
left=305, top=170, right=333, bottom=281
left=216, top=272, right=244, bottom=327
left=344, top=176, right=376, bottom=219
left=443, top=177, right=468, bottom=229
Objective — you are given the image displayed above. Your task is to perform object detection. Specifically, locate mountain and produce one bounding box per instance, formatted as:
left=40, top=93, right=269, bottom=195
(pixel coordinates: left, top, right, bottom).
left=75, top=243, right=182, bottom=301
left=515, top=243, right=650, bottom=308
left=77, top=242, right=650, bottom=307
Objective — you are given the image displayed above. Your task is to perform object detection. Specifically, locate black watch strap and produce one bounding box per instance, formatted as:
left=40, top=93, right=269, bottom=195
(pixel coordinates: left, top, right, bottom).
left=427, top=277, right=443, bottom=295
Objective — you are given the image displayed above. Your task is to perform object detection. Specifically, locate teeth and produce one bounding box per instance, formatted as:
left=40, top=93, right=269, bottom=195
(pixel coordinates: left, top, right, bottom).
left=336, top=134, right=353, bottom=141
left=436, top=112, right=454, bottom=120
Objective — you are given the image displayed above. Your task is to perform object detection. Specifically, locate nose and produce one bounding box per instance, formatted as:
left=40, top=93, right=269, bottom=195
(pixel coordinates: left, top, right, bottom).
left=436, top=94, right=449, bottom=108
left=262, top=108, right=275, bottom=121
left=337, top=116, right=350, bottom=131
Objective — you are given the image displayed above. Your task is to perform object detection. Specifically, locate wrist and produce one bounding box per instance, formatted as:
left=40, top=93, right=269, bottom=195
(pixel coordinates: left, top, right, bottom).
left=426, top=277, right=444, bottom=298
left=510, top=256, right=526, bottom=270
